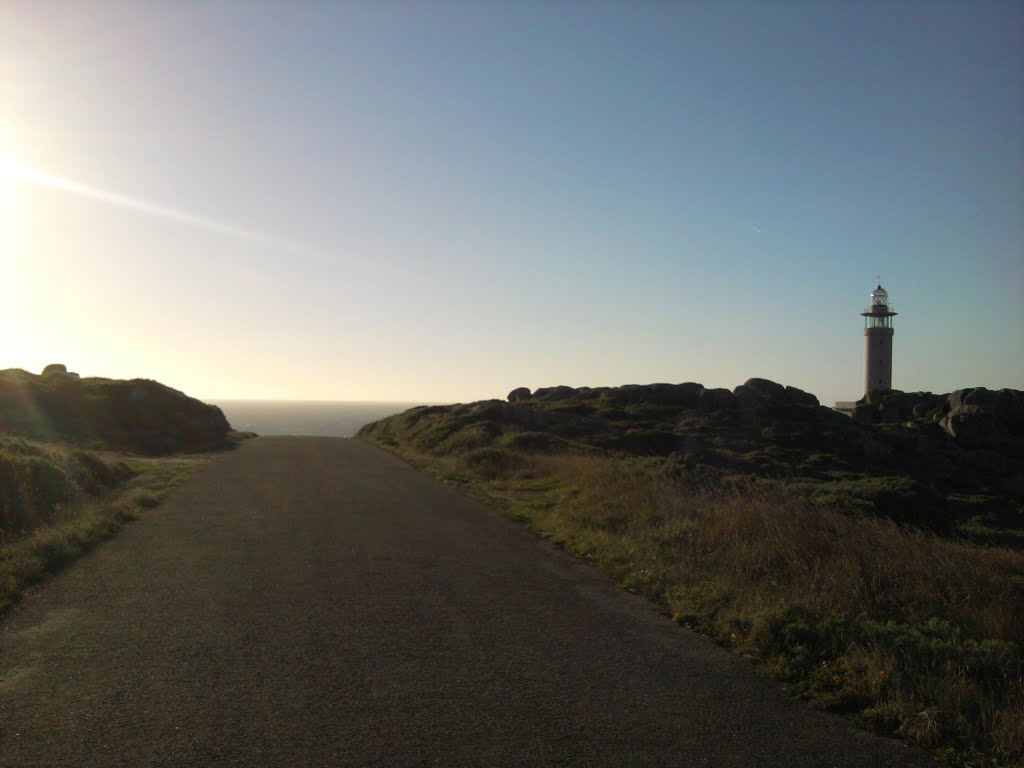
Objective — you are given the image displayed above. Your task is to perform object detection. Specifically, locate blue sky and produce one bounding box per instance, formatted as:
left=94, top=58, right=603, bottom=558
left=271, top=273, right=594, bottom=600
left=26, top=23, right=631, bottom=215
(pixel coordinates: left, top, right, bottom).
left=1, top=1, right=1021, bottom=404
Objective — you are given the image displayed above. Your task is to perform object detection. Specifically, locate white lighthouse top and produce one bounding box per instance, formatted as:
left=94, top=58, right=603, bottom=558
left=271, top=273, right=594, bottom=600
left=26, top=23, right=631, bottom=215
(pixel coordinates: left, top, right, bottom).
left=862, top=281, right=897, bottom=316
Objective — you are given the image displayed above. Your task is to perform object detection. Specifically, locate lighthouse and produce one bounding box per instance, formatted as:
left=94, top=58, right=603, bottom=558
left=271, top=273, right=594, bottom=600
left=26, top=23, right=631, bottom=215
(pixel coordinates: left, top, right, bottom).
left=861, top=281, right=897, bottom=394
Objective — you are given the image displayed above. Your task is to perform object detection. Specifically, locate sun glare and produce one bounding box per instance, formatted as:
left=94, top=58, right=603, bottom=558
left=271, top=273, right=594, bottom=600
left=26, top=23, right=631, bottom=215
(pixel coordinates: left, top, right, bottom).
left=0, top=127, right=27, bottom=247
left=0, top=151, right=12, bottom=243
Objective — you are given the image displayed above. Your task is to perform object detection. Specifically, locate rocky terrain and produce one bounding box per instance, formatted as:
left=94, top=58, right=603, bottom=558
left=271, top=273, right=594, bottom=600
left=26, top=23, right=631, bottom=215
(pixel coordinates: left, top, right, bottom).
left=361, top=378, right=1024, bottom=544
left=0, top=365, right=233, bottom=455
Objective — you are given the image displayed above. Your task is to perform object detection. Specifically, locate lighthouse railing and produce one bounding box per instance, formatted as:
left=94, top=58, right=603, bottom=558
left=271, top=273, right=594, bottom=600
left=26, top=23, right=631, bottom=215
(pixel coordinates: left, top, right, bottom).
left=862, top=303, right=897, bottom=315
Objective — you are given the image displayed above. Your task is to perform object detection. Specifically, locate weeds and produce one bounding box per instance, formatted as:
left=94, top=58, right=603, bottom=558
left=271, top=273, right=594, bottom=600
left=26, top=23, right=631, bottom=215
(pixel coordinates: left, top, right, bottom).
left=366, top=438, right=1024, bottom=767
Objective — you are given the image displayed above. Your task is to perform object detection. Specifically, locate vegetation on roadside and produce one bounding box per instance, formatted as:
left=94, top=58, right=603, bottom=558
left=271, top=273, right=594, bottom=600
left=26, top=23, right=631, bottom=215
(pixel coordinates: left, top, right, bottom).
left=0, top=436, right=208, bottom=614
left=359, top=384, right=1024, bottom=767
left=0, top=365, right=232, bottom=454
left=0, top=364, right=252, bottom=615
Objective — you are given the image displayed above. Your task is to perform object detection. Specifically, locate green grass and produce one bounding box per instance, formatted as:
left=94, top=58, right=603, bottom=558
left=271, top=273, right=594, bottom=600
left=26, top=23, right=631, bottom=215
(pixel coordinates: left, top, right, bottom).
left=0, top=440, right=208, bottom=615
left=362, top=435, right=1024, bottom=767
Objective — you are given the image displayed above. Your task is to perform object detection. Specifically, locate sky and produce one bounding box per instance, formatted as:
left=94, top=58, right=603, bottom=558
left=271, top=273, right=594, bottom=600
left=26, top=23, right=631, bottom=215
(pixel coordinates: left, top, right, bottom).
left=1, top=1, right=1021, bottom=405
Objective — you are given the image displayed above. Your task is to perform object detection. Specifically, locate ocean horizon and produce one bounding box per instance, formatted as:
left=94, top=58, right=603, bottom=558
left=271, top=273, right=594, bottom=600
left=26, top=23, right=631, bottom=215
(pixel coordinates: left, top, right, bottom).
left=210, top=400, right=426, bottom=438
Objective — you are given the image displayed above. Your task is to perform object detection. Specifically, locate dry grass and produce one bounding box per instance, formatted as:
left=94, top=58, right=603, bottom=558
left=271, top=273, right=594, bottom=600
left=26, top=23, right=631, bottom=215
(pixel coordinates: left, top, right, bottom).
left=550, top=456, right=1024, bottom=765
left=380, top=444, right=1024, bottom=767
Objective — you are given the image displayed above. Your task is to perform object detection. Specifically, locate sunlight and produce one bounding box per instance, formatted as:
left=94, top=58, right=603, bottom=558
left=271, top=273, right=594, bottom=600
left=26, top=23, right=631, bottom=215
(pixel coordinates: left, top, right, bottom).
left=0, top=125, right=54, bottom=371
left=0, top=141, right=15, bottom=246
left=0, top=123, right=38, bottom=249
left=10, top=161, right=329, bottom=259
left=0, top=115, right=303, bottom=256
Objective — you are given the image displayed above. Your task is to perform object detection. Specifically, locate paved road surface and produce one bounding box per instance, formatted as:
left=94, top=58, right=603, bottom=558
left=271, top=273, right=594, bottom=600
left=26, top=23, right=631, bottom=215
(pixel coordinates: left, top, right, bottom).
left=0, top=438, right=935, bottom=767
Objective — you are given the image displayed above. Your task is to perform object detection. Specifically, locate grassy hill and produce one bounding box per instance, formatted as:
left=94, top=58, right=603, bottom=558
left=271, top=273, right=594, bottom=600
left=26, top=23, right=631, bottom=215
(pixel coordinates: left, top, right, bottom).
left=359, top=379, right=1024, bottom=767
left=0, top=365, right=232, bottom=455
left=0, top=366, right=240, bottom=614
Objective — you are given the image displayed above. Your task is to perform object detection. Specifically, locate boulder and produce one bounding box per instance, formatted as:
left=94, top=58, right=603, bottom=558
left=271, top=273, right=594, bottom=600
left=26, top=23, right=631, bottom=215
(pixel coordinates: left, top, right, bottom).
left=601, top=384, right=648, bottom=406
left=627, top=382, right=703, bottom=407
left=741, top=378, right=788, bottom=401
left=674, top=382, right=705, bottom=408
left=878, top=391, right=918, bottom=423
left=533, top=385, right=577, bottom=402
left=507, top=387, right=532, bottom=403
left=948, top=388, right=991, bottom=411
left=734, top=379, right=818, bottom=415
left=963, top=387, right=998, bottom=408
left=601, top=383, right=704, bottom=407
left=941, top=405, right=1010, bottom=448
left=732, top=384, right=762, bottom=410
left=942, top=388, right=1024, bottom=432
left=42, top=363, right=67, bottom=376
left=698, top=387, right=737, bottom=414
left=784, top=385, right=819, bottom=407
left=909, top=393, right=948, bottom=420
left=994, top=389, right=1024, bottom=429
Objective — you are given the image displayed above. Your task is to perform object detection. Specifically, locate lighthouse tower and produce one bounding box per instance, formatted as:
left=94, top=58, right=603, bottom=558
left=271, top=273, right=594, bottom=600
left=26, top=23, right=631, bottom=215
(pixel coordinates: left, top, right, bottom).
left=861, top=281, right=897, bottom=394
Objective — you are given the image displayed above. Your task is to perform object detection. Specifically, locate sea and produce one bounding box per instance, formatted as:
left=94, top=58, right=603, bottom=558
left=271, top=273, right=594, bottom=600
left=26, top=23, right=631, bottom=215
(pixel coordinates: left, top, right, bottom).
left=210, top=401, right=425, bottom=438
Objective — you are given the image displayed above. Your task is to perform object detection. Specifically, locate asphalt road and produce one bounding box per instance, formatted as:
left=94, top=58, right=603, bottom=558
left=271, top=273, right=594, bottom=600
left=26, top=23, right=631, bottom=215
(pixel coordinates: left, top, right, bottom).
left=0, top=437, right=935, bottom=767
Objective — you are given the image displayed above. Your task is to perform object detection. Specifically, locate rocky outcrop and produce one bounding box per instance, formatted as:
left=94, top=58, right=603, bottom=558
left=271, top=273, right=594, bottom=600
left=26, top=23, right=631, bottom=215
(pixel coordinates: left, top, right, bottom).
left=698, top=387, right=737, bottom=414
left=941, top=404, right=1014, bottom=449
left=854, top=387, right=1023, bottom=449
left=735, top=377, right=787, bottom=403
left=533, top=385, right=577, bottom=402
left=462, top=399, right=608, bottom=436
left=785, top=386, right=819, bottom=408
left=502, top=380, right=818, bottom=414
left=494, top=380, right=1024, bottom=466
left=360, top=377, right=1024, bottom=541
left=507, top=387, right=532, bottom=403
left=0, top=368, right=232, bottom=454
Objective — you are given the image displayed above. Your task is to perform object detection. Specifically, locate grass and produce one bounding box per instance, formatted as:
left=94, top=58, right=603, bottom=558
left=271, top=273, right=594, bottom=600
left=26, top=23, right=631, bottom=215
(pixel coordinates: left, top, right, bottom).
left=363, top=437, right=1024, bottom=768
left=0, top=366, right=233, bottom=454
left=0, top=437, right=209, bottom=615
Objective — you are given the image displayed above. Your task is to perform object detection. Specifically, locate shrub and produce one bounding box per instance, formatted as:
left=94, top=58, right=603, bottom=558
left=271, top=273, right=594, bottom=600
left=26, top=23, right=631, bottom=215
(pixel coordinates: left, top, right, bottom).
left=437, top=422, right=501, bottom=454
left=461, top=447, right=527, bottom=479
left=0, top=452, right=78, bottom=533
left=0, top=440, right=131, bottom=537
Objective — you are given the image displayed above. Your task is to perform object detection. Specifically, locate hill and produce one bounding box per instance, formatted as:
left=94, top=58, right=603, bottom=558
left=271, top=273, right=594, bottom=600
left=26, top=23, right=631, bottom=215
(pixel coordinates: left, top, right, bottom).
left=360, top=379, right=1024, bottom=544
left=0, top=365, right=235, bottom=613
left=0, top=365, right=232, bottom=455
left=358, top=379, right=1024, bottom=765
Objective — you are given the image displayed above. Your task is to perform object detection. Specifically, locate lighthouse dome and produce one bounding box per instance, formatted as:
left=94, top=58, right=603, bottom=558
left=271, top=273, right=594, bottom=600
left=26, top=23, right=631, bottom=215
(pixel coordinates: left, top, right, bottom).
left=870, top=285, right=889, bottom=307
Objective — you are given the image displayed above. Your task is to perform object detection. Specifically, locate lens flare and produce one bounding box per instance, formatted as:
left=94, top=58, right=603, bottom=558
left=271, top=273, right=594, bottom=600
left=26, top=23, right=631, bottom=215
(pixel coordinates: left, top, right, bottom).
left=3, top=158, right=407, bottom=282
left=0, top=146, right=14, bottom=245
left=11, top=163, right=323, bottom=258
